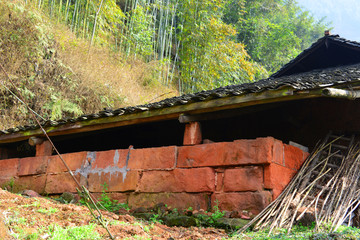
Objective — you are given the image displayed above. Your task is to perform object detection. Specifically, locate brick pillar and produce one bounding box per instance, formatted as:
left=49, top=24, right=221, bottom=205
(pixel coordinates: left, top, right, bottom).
left=183, top=122, right=202, bottom=145
left=36, top=140, right=53, bottom=156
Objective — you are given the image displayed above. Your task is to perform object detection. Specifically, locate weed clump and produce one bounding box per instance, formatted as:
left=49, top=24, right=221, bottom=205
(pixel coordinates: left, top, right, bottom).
left=96, top=183, right=130, bottom=212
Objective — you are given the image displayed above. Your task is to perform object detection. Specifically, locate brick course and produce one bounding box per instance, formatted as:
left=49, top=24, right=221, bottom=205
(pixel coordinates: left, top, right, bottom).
left=88, top=170, right=139, bottom=192
left=0, top=158, right=19, bottom=178
left=128, top=146, right=176, bottom=169
left=223, top=166, right=263, bottom=192
left=3, top=137, right=308, bottom=213
left=47, top=152, right=87, bottom=173
left=18, top=157, right=47, bottom=176
left=128, top=192, right=209, bottom=210
left=138, top=168, right=215, bottom=192
left=92, top=149, right=128, bottom=169
left=45, top=173, right=81, bottom=194
left=177, top=137, right=274, bottom=168
left=212, top=191, right=272, bottom=215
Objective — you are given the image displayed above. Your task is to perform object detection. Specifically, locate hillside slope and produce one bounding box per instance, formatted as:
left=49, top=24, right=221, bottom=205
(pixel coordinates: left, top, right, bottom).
left=0, top=1, right=176, bottom=129
left=0, top=188, right=227, bottom=239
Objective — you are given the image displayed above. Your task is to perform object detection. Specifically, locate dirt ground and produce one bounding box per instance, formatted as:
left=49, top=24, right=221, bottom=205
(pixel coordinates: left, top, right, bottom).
left=0, top=188, right=228, bottom=239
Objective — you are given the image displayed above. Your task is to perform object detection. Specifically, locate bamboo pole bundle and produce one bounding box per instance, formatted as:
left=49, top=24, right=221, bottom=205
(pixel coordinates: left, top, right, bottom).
left=239, top=136, right=360, bottom=235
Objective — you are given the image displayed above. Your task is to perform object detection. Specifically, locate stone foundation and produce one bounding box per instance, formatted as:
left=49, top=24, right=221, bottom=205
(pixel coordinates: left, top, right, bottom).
left=0, top=137, right=308, bottom=215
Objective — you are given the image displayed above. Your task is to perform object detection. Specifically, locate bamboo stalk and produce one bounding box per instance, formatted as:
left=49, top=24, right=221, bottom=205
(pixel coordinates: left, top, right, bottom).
left=89, top=0, right=104, bottom=47
left=65, top=0, right=70, bottom=23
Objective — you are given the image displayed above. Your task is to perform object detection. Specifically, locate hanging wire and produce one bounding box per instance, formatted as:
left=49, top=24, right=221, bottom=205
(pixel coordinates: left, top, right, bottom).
left=0, top=62, right=115, bottom=240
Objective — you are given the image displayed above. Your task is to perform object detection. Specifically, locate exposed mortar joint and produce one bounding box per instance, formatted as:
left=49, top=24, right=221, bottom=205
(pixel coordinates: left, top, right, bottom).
left=137, top=167, right=177, bottom=172
left=174, top=146, right=178, bottom=169
left=214, top=172, right=218, bottom=190
left=74, top=152, right=96, bottom=186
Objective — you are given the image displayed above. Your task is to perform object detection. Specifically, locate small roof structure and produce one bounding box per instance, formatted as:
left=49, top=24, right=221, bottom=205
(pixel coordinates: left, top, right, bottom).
left=1, top=34, right=360, bottom=145
left=271, top=34, right=360, bottom=78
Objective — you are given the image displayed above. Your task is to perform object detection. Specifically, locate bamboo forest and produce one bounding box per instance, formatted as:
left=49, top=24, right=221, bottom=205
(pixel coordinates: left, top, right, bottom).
left=21, top=0, right=328, bottom=94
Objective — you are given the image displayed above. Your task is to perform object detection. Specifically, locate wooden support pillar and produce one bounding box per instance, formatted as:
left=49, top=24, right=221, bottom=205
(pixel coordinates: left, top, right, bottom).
left=183, top=122, right=202, bottom=145
left=36, top=140, right=53, bottom=156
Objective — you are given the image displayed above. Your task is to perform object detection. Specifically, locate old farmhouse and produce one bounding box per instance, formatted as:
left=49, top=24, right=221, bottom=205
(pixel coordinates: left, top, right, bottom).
left=1, top=34, right=360, bottom=215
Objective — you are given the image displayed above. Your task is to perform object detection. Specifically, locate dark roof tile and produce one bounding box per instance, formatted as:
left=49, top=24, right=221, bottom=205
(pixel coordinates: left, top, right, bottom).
left=3, top=47, right=360, bottom=137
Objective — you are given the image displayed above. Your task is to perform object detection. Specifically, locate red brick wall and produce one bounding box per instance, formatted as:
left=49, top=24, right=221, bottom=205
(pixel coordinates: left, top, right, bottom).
left=0, top=137, right=308, bottom=214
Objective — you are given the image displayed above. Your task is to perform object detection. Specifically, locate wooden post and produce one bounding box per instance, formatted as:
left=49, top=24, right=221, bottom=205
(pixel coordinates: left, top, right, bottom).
left=183, top=122, right=202, bottom=145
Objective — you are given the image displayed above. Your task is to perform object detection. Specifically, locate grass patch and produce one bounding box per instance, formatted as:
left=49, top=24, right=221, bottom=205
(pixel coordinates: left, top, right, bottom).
left=236, top=225, right=360, bottom=240
left=49, top=224, right=101, bottom=240
left=80, top=182, right=130, bottom=213
left=37, top=207, right=59, bottom=215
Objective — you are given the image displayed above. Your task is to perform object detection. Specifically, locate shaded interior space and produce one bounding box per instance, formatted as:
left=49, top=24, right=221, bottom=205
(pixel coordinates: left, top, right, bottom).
left=50, top=119, right=185, bottom=154
left=201, top=97, right=360, bottom=150
left=0, top=140, right=36, bottom=159
left=2, top=96, right=360, bottom=158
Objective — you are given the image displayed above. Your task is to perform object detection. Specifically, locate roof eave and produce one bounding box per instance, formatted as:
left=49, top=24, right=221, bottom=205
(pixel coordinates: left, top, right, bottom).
left=0, top=86, right=329, bottom=144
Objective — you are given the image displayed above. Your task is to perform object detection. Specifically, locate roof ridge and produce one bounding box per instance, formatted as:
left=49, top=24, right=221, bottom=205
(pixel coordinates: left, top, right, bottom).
left=270, top=34, right=360, bottom=79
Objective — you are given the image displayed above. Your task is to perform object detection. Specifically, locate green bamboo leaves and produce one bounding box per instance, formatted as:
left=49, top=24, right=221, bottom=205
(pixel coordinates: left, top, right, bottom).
left=26, top=0, right=125, bottom=45
left=22, top=0, right=327, bottom=94
left=178, top=0, right=263, bottom=92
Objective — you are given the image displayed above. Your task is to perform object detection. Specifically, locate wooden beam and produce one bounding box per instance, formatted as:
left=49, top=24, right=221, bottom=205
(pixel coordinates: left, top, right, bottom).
left=0, top=87, right=325, bottom=144
left=178, top=102, right=288, bottom=123
left=28, top=136, right=45, bottom=146
left=322, top=87, right=360, bottom=99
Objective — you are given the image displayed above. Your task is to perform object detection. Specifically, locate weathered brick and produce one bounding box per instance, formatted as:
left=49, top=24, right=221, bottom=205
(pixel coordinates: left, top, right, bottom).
left=88, top=170, right=138, bottom=192
left=183, top=122, right=202, bottom=145
left=284, top=144, right=306, bottom=170
left=47, top=152, right=87, bottom=173
left=128, top=146, right=176, bottom=169
left=45, top=173, right=81, bottom=194
left=177, top=137, right=274, bottom=168
left=92, top=149, right=128, bottom=169
left=212, top=191, right=272, bottom=215
left=128, top=192, right=209, bottom=210
left=14, top=174, right=47, bottom=194
left=0, top=158, right=19, bottom=178
left=264, top=163, right=296, bottom=199
left=223, top=166, right=263, bottom=192
left=138, top=168, right=215, bottom=192
left=36, top=140, right=53, bottom=156
left=272, top=139, right=284, bottom=165
left=18, top=157, right=47, bottom=176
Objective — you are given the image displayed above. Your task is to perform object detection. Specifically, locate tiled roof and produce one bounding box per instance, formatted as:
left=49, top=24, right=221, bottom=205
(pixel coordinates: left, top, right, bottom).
left=2, top=62, right=360, bottom=136
left=271, top=35, right=360, bottom=78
